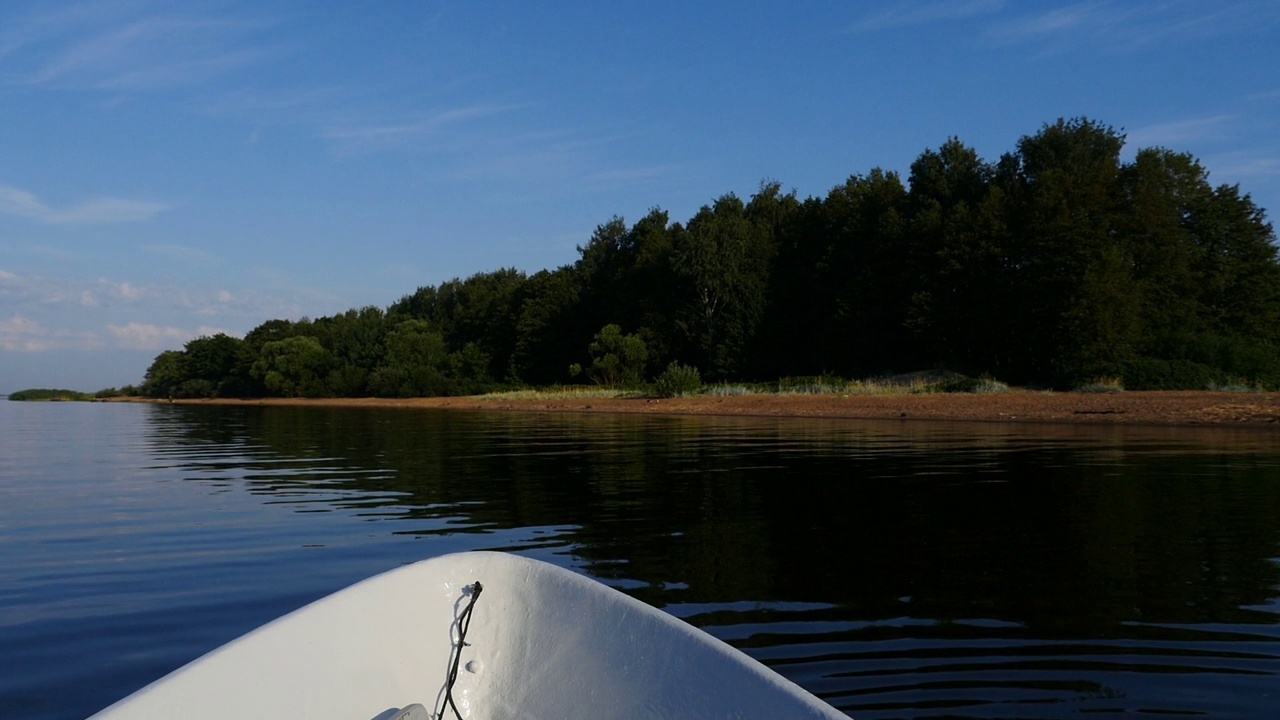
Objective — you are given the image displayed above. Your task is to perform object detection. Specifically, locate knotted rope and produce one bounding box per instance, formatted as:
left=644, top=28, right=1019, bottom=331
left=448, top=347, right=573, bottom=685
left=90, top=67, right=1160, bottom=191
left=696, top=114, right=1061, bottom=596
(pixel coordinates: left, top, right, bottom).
left=441, top=581, right=483, bottom=720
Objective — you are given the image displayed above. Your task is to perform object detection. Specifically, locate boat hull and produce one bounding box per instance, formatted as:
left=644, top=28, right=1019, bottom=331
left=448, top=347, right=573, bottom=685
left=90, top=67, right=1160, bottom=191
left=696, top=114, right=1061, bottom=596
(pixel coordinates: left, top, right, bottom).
left=90, top=552, right=846, bottom=719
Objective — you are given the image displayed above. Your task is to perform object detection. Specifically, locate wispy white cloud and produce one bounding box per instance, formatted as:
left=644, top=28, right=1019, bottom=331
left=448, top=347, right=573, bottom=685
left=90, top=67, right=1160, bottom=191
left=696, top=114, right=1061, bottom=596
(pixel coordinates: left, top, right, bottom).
left=0, top=268, right=57, bottom=303
left=106, top=321, right=233, bottom=350
left=0, top=185, right=168, bottom=224
left=1126, top=115, right=1237, bottom=150
left=0, top=3, right=279, bottom=91
left=0, top=314, right=101, bottom=352
left=985, top=1, right=1280, bottom=49
left=0, top=291, right=253, bottom=354
left=0, top=268, right=301, bottom=329
left=1202, top=152, right=1280, bottom=180
left=0, top=2, right=531, bottom=166
left=852, top=0, right=1006, bottom=31
left=321, top=104, right=526, bottom=154
left=106, top=321, right=190, bottom=350
left=1, top=268, right=159, bottom=306
left=107, top=280, right=143, bottom=301
left=987, top=2, right=1104, bottom=42
left=0, top=314, right=50, bottom=351
left=580, top=164, right=684, bottom=190
left=146, top=243, right=221, bottom=266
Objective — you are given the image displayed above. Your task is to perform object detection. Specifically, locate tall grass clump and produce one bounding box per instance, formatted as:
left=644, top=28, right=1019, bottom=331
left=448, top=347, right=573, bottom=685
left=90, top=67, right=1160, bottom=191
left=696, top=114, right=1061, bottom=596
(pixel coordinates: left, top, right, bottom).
left=1075, top=376, right=1125, bottom=393
left=776, top=375, right=855, bottom=395
left=480, top=386, right=643, bottom=401
left=1205, top=377, right=1264, bottom=392
left=703, top=384, right=755, bottom=397
left=973, top=376, right=1011, bottom=393
left=934, top=374, right=1011, bottom=393
left=653, top=362, right=702, bottom=398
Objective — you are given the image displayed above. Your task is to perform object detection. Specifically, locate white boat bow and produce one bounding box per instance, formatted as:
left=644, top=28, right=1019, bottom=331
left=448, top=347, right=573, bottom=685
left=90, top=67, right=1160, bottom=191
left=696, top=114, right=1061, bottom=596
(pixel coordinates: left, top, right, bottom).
left=90, top=551, right=846, bottom=719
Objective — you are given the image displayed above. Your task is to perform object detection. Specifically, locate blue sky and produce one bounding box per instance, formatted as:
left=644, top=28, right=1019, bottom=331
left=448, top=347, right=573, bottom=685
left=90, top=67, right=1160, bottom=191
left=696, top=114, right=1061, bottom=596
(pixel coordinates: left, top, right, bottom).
left=2, top=0, right=1279, bottom=392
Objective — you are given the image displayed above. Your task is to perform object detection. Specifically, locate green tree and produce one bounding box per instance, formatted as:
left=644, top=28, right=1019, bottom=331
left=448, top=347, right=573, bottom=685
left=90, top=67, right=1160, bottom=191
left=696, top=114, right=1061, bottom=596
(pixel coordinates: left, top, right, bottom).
left=740, top=182, right=801, bottom=377
left=819, top=169, right=910, bottom=375
left=671, top=193, right=774, bottom=379
left=512, top=267, right=588, bottom=384
left=573, top=210, right=681, bottom=373
left=999, top=117, right=1138, bottom=384
left=447, top=342, right=494, bottom=394
left=250, top=336, right=333, bottom=397
left=584, top=324, right=648, bottom=387
left=391, top=269, right=528, bottom=382
left=1117, top=148, right=1208, bottom=347
left=142, top=350, right=189, bottom=398
left=369, top=320, right=449, bottom=397
left=310, top=306, right=389, bottom=396
left=1190, top=184, right=1280, bottom=342
left=182, top=333, right=253, bottom=397
left=903, top=139, right=1010, bottom=373
left=757, top=195, right=832, bottom=376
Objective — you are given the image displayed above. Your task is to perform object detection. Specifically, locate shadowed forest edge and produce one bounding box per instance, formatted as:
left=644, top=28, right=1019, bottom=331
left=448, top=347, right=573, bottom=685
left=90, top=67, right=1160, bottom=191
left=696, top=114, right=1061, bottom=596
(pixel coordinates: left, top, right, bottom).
left=109, top=119, right=1280, bottom=400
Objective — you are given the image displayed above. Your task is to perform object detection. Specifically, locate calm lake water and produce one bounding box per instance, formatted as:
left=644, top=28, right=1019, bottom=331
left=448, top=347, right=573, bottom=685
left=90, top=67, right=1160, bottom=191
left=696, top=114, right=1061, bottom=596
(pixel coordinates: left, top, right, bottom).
left=3, top=401, right=1280, bottom=719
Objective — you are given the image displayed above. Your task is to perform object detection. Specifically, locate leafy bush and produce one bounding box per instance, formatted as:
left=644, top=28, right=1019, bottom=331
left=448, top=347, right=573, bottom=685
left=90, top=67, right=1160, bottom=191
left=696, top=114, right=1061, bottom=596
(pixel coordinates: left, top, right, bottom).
left=586, top=324, right=648, bottom=387
left=653, top=362, right=702, bottom=398
left=94, top=385, right=140, bottom=398
left=1114, top=358, right=1218, bottom=391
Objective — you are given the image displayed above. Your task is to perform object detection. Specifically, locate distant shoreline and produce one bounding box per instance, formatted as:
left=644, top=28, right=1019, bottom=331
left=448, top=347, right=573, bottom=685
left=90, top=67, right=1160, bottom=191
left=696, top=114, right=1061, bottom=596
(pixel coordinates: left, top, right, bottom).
left=108, top=391, right=1280, bottom=428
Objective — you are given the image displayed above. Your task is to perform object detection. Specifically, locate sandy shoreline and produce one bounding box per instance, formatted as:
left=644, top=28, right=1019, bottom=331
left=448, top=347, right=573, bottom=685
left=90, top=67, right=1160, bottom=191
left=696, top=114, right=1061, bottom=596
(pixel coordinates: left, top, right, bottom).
left=119, top=390, right=1280, bottom=428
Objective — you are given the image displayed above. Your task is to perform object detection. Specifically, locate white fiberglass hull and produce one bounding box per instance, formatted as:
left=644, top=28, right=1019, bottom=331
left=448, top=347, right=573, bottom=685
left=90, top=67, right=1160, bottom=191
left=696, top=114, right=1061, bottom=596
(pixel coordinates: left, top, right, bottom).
left=89, top=551, right=845, bottom=719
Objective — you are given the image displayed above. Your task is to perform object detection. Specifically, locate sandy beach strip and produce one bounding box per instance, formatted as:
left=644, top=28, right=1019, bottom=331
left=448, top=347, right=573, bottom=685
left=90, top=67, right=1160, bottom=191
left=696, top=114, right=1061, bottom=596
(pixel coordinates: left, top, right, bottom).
left=121, top=391, right=1280, bottom=428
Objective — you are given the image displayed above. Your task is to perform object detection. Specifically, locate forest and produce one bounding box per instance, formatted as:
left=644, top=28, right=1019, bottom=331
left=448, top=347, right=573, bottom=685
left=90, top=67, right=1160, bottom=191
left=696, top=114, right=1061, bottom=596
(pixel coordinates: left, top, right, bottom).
left=138, top=118, right=1280, bottom=399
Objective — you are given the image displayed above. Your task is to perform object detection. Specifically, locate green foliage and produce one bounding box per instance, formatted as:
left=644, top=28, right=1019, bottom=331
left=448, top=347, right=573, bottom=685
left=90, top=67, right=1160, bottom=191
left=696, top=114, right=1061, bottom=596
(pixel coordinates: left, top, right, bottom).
left=251, top=336, right=333, bottom=397
left=446, top=342, right=496, bottom=395
left=8, top=388, right=94, bottom=401
left=512, top=267, right=588, bottom=385
left=585, top=324, right=648, bottom=387
left=671, top=192, right=776, bottom=379
left=391, top=268, right=529, bottom=382
left=180, top=333, right=253, bottom=397
left=133, top=116, right=1280, bottom=395
left=369, top=319, right=449, bottom=397
left=653, top=361, right=702, bottom=397
left=94, top=386, right=139, bottom=398
left=142, top=350, right=189, bottom=398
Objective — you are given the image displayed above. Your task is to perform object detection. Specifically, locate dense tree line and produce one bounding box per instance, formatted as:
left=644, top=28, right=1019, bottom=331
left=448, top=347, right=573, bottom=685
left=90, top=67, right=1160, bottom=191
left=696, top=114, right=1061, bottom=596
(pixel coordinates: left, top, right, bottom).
left=142, top=118, right=1280, bottom=398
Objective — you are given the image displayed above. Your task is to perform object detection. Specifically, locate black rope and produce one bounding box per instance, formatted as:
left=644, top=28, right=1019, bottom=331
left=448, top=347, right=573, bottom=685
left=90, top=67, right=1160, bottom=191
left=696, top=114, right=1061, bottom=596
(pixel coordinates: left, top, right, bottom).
left=442, top=581, right=483, bottom=720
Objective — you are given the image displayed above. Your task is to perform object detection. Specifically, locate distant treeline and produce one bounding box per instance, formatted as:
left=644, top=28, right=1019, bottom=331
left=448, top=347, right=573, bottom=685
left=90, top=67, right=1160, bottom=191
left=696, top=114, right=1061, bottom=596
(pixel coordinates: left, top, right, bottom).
left=140, top=118, right=1280, bottom=399
left=8, top=388, right=96, bottom=401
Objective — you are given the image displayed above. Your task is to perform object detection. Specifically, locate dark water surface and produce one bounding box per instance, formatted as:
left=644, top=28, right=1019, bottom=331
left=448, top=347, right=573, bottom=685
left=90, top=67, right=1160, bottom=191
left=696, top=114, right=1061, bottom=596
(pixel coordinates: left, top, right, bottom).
left=3, top=401, right=1280, bottom=718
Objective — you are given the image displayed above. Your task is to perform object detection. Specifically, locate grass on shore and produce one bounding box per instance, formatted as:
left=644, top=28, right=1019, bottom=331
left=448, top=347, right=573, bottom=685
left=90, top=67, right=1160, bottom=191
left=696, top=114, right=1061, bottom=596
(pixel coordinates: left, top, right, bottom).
left=1074, top=377, right=1126, bottom=393
left=479, top=372, right=1013, bottom=402
left=478, top=387, right=649, bottom=401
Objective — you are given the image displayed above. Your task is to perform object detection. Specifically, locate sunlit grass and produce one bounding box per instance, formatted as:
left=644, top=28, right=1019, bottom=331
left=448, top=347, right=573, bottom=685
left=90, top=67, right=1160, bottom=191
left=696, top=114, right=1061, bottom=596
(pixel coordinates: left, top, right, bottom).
left=478, top=386, right=646, bottom=401
left=703, top=384, right=757, bottom=396
left=1206, top=378, right=1265, bottom=392
left=1075, top=376, right=1126, bottom=392
left=477, top=370, right=1017, bottom=401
